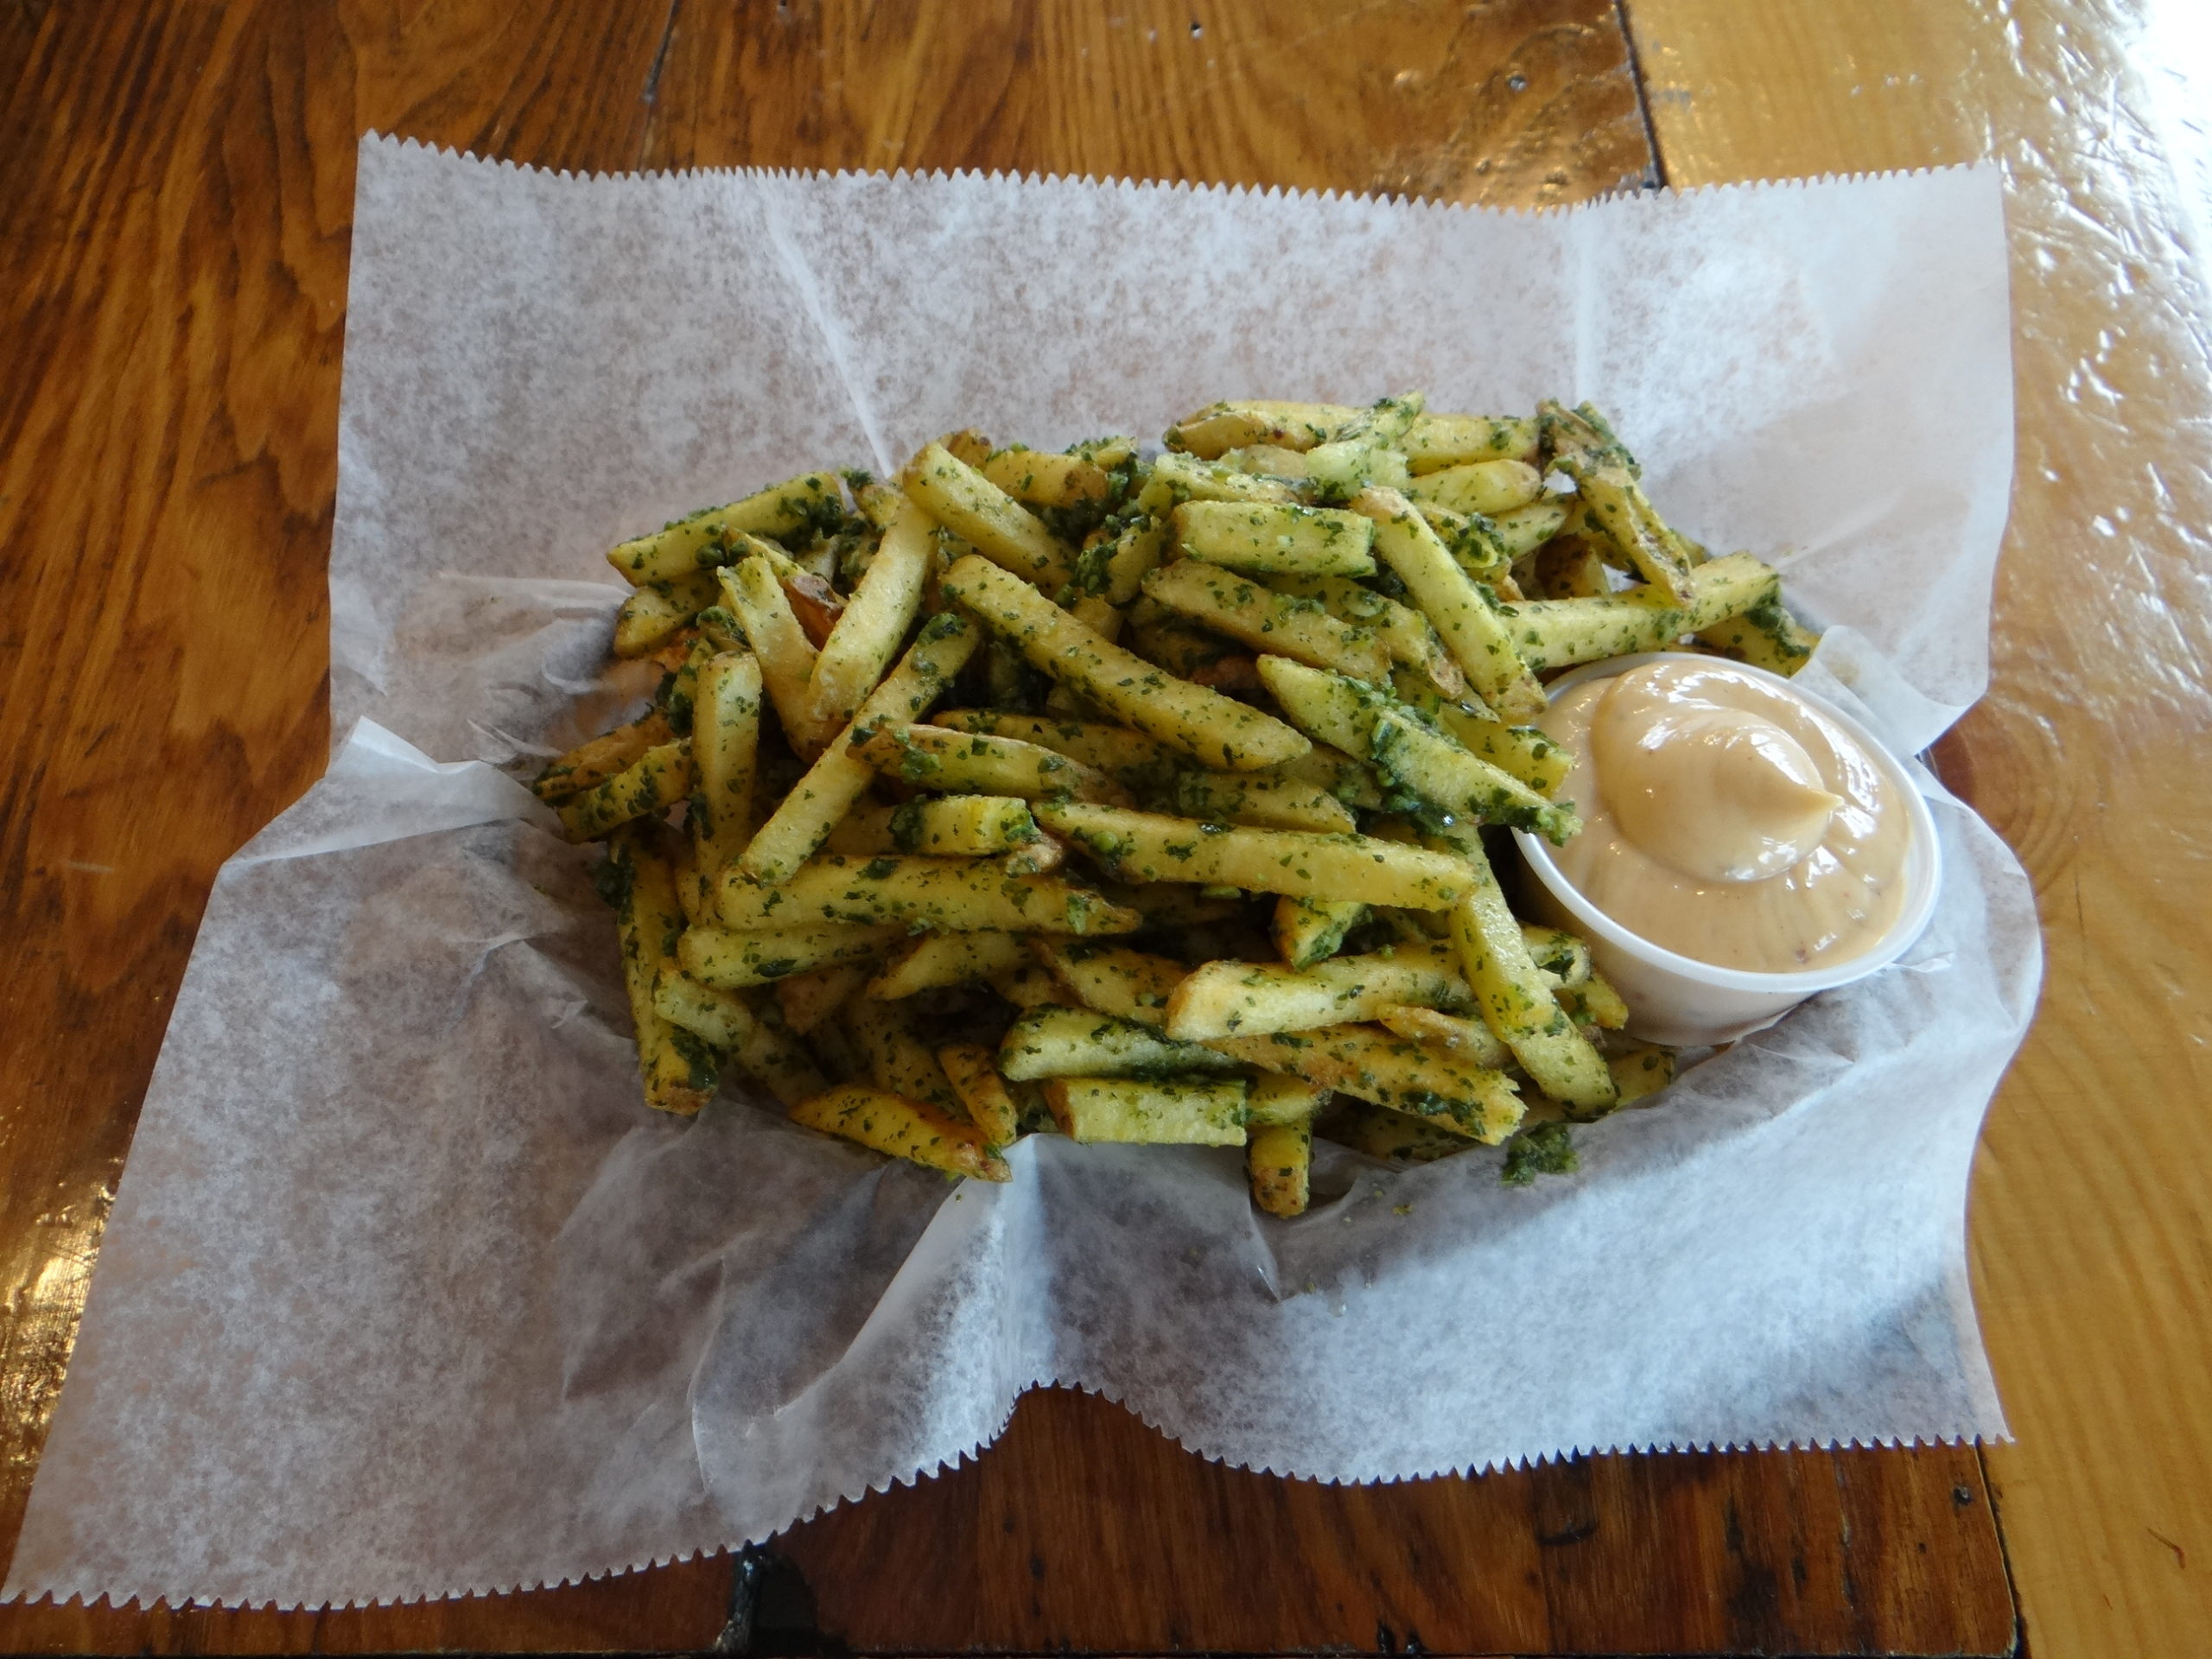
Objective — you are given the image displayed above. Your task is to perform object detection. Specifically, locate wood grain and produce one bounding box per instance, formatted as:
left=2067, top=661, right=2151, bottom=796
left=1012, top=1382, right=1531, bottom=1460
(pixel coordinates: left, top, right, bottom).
left=1627, top=3, right=2212, bottom=1656
left=0, top=0, right=2031, bottom=1652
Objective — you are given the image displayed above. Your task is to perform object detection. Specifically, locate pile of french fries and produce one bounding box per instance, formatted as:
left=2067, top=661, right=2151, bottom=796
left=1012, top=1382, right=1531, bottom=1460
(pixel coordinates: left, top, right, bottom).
left=535, top=395, right=1819, bottom=1215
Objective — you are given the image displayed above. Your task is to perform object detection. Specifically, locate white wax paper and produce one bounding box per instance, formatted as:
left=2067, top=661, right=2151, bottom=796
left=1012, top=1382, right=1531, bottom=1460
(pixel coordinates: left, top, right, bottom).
left=4, top=140, right=2035, bottom=1611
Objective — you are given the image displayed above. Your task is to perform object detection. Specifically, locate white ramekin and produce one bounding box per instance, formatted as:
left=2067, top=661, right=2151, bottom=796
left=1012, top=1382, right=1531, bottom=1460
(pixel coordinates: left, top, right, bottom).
left=1510, top=652, right=1943, bottom=1048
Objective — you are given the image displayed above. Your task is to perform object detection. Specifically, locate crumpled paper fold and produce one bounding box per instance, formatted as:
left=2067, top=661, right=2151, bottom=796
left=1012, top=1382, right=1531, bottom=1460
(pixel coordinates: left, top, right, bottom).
left=4, top=140, right=2031, bottom=1610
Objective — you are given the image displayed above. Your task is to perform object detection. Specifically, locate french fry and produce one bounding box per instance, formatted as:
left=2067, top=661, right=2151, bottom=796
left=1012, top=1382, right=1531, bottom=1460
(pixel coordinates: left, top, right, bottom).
left=652, top=973, right=828, bottom=1108
left=1607, top=1042, right=1675, bottom=1104
left=1558, top=971, right=1630, bottom=1031
left=940, top=555, right=1310, bottom=771
left=1173, top=501, right=1376, bottom=577
left=1141, top=452, right=1304, bottom=511
left=614, top=570, right=723, bottom=658
left=738, top=613, right=977, bottom=884
left=866, top=931, right=1029, bottom=998
left=1217, top=442, right=1315, bottom=478
left=933, top=429, right=995, bottom=467
left=789, top=1084, right=1011, bottom=1180
left=1268, top=572, right=1464, bottom=696
left=1368, top=708, right=1581, bottom=843
left=999, top=1006, right=1243, bottom=1082
left=1164, top=942, right=1468, bottom=1041
left=807, top=494, right=935, bottom=730
left=824, top=796, right=1046, bottom=861
left=1399, top=413, right=1539, bottom=471
left=1533, top=538, right=1611, bottom=600
left=690, top=653, right=763, bottom=877
left=1371, top=1003, right=1511, bottom=1070
left=1440, top=837, right=1617, bottom=1110
left=1500, top=551, right=1777, bottom=671
left=1520, top=925, right=1592, bottom=987
left=558, top=739, right=693, bottom=841
left=855, top=722, right=1135, bottom=806
left=979, top=446, right=1114, bottom=508
left=1164, top=399, right=1358, bottom=457
left=931, top=711, right=1185, bottom=796
left=1084, top=514, right=1171, bottom=606
left=1541, top=401, right=1696, bottom=605
left=1266, top=741, right=1386, bottom=810
left=937, top=1044, right=1025, bottom=1147
left=1274, top=896, right=1367, bottom=969
left=1039, top=803, right=1471, bottom=910
left=1141, top=559, right=1395, bottom=684
left=533, top=712, right=674, bottom=802
left=720, top=854, right=1143, bottom=935
left=774, top=962, right=868, bottom=1035
left=606, top=474, right=842, bottom=582
left=1314, top=1098, right=1468, bottom=1162
left=844, top=999, right=963, bottom=1114
left=679, top=921, right=905, bottom=988
left=1206, top=1023, right=1522, bottom=1142
left=1695, top=591, right=1821, bottom=676
left=720, top=553, right=831, bottom=757
left=990, top=961, right=1068, bottom=1010
left=903, top=442, right=1078, bottom=592
left=1249, top=1072, right=1330, bottom=1125
left=1043, top=1077, right=1249, bottom=1145
left=1404, top=458, right=1546, bottom=518
left=1027, top=941, right=1188, bottom=1027
left=1351, top=487, right=1547, bottom=721
left=605, top=830, right=720, bottom=1116
left=1247, top=1121, right=1313, bottom=1217
left=1170, top=770, right=1356, bottom=834
left=1428, top=702, right=1570, bottom=795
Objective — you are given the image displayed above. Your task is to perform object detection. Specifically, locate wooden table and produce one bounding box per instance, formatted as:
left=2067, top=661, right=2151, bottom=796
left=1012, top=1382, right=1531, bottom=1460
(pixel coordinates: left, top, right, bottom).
left=3, top=2, right=2205, bottom=1654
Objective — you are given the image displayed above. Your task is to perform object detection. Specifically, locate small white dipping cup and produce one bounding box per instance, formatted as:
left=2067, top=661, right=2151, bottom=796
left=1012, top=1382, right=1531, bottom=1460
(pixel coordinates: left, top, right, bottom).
left=1510, top=652, right=1943, bottom=1048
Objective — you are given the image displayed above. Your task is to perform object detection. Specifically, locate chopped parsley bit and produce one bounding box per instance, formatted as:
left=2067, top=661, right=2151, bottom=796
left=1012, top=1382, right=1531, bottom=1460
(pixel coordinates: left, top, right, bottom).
left=1501, top=1122, right=1578, bottom=1185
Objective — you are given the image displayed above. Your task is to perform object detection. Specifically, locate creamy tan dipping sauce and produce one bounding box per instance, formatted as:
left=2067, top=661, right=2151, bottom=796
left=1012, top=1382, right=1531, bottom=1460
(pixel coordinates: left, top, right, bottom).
left=1539, top=660, right=1910, bottom=973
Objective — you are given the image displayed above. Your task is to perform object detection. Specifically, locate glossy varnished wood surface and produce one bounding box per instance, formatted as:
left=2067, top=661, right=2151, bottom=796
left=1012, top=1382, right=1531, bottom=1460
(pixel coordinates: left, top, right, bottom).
left=1629, top=9, right=2212, bottom=1655
left=0, top=0, right=2071, bottom=1652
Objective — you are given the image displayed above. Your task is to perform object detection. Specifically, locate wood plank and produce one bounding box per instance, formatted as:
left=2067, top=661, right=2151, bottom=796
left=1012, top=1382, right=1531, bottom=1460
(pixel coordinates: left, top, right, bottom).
left=1625, top=3, right=2212, bottom=1656
left=768, top=1387, right=2012, bottom=1656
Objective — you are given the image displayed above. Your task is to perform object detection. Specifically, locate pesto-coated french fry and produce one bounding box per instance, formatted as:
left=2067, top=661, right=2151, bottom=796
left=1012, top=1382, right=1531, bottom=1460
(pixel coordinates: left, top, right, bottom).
left=1138, top=452, right=1301, bottom=513
left=1440, top=837, right=1617, bottom=1110
left=605, top=830, right=720, bottom=1116
left=1164, top=399, right=1357, bottom=457
left=789, top=1084, right=1010, bottom=1181
left=1541, top=401, right=1696, bottom=605
left=844, top=999, right=963, bottom=1114
left=1039, top=803, right=1471, bottom=909
left=1142, top=559, right=1395, bottom=683
left=1399, top=413, right=1539, bottom=472
left=1404, top=458, right=1546, bottom=518
left=1352, top=487, right=1546, bottom=721
left=941, top=555, right=1310, bottom=771
left=1429, top=702, right=1570, bottom=794
left=1371, top=1003, right=1511, bottom=1070
left=937, top=1044, right=1024, bottom=1147
left=1173, top=501, right=1376, bottom=577
left=1043, top=1077, right=1249, bottom=1145
left=614, top=570, right=723, bottom=658
left=1520, top=925, right=1592, bottom=987
left=990, top=962, right=1067, bottom=1010
left=1273, top=896, right=1367, bottom=969
left=558, top=739, right=693, bottom=841
left=1268, top=572, right=1464, bottom=696
left=1086, top=514, right=1170, bottom=605
left=903, top=442, right=1078, bottom=592
left=1206, top=1023, right=1522, bottom=1143
left=775, top=962, right=868, bottom=1035
left=855, top=723, right=1135, bottom=806
left=931, top=712, right=1183, bottom=796
left=1314, top=1098, right=1469, bottom=1162
left=720, top=854, right=1142, bottom=935
left=606, top=474, right=842, bottom=582
left=1368, top=708, right=1580, bottom=843
left=1558, top=971, right=1630, bottom=1031
left=677, top=921, right=906, bottom=988
left=739, top=613, right=977, bottom=884
left=720, top=553, right=830, bottom=757
left=806, top=494, right=935, bottom=730
left=533, top=712, right=674, bottom=802
left=691, top=653, right=763, bottom=877
left=824, top=796, right=1046, bottom=861
left=1696, top=590, right=1820, bottom=676
left=1248, top=1073, right=1330, bottom=1126
left=866, top=931, right=1029, bottom=998
left=1499, top=551, right=1777, bottom=671
left=1170, top=770, right=1356, bottom=834
left=1165, top=942, right=1468, bottom=1041
left=978, top=446, right=1113, bottom=509
left=1028, top=941, right=1188, bottom=1028
left=652, top=972, right=828, bottom=1108
left=1304, top=392, right=1421, bottom=500
left=1247, top=1121, right=1313, bottom=1217
left=999, top=1005, right=1243, bottom=1082
left=1533, top=538, right=1611, bottom=600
